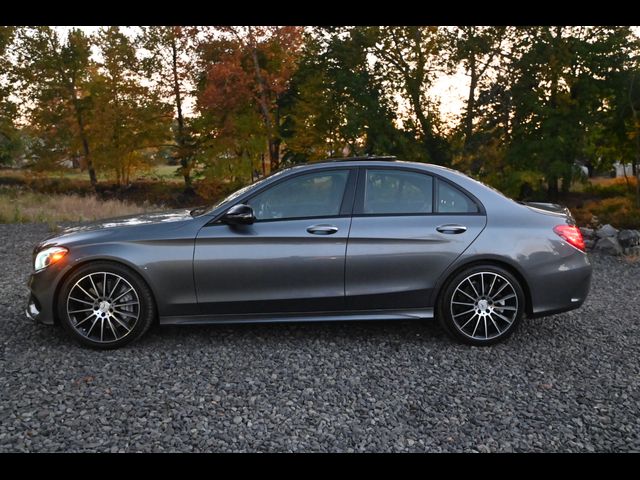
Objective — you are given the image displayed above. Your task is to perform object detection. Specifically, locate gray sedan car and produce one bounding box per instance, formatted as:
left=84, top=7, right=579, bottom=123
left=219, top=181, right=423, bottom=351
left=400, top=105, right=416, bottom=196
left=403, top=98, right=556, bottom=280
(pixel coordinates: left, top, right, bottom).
left=26, top=157, right=592, bottom=348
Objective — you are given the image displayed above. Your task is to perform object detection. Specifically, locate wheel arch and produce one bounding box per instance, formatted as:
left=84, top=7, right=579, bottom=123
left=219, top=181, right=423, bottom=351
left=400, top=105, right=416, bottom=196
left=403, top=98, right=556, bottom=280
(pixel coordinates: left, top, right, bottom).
left=53, top=257, right=160, bottom=325
left=433, top=256, right=533, bottom=317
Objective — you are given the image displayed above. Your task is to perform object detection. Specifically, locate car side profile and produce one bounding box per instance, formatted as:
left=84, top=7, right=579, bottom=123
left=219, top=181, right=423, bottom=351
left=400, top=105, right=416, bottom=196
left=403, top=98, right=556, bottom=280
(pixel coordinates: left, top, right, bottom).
left=26, top=157, right=592, bottom=349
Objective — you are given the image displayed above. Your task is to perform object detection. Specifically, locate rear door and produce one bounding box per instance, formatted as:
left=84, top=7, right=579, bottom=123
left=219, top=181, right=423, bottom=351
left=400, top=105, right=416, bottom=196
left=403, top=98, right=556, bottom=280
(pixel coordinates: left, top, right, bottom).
left=345, top=167, right=486, bottom=310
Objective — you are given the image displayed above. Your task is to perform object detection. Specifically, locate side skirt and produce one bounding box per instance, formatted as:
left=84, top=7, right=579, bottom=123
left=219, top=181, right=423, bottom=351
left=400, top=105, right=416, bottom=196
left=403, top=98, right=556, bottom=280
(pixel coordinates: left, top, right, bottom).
left=159, top=308, right=434, bottom=326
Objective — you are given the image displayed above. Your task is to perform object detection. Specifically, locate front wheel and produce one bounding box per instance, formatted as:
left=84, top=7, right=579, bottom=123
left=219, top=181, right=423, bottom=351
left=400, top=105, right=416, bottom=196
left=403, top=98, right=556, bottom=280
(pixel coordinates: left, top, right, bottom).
left=437, top=265, right=525, bottom=346
left=57, top=262, right=156, bottom=349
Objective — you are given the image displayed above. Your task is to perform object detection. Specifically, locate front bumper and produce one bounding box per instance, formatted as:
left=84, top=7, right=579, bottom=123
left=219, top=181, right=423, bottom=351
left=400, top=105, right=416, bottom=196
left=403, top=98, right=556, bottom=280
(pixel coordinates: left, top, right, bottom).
left=25, top=263, right=67, bottom=325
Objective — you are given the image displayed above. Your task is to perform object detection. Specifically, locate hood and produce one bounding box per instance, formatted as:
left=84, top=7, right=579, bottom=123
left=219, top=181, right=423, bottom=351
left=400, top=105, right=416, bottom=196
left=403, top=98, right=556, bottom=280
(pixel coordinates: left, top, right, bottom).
left=36, top=208, right=195, bottom=249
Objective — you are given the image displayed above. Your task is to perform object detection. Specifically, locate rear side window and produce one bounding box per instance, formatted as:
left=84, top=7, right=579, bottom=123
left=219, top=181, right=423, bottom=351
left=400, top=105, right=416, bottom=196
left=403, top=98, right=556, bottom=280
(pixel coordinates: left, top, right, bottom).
left=364, top=170, right=433, bottom=214
left=436, top=179, right=479, bottom=213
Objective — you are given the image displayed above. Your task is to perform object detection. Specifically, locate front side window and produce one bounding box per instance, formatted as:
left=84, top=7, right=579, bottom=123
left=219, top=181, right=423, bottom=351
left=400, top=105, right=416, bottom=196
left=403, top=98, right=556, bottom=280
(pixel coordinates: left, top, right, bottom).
left=436, top=179, right=479, bottom=213
left=364, top=170, right=433, bottom=214
left=248, top=170, right=349, bottom=221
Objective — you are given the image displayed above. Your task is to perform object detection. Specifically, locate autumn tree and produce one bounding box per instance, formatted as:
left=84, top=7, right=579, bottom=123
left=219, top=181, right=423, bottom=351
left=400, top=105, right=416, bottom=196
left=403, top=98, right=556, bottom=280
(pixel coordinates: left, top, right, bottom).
left=12, top=27, right=97, bottom=185
left=197, top=26, right=304, bottom=173
left=89, top=27, right=172, bottom=185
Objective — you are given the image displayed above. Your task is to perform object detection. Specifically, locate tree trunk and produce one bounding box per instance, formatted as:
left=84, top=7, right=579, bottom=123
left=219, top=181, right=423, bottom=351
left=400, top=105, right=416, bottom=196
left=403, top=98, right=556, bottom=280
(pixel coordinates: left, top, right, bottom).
left=247, top=27, right=279, bottom=172
left=171, top=33, right=193, bottom=193
left=548, top=175, right=559, bottom=200
left=73, top=102, right=97, bottom=188
left=464, top=56, right=478, bottom=154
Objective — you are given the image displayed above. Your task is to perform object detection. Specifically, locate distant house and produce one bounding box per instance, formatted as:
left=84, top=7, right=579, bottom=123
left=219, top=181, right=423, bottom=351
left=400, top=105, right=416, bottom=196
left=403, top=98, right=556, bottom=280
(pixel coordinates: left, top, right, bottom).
left=613, top=161, right=634, bottom=178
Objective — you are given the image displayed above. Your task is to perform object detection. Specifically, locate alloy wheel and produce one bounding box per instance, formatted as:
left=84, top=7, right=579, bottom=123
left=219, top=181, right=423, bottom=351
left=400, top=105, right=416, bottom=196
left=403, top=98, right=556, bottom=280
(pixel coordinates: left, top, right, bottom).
left=449, top=271, right=519, bottom=341
left=66, top=272, right=140, bottom=344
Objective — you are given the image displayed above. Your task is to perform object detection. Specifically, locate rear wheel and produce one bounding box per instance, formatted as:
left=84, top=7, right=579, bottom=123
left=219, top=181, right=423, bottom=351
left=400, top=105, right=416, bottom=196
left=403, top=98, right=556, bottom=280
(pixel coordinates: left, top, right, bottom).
left=438, top=265, right=525, bottom=345
left=57, top=262, right=155, bottom=349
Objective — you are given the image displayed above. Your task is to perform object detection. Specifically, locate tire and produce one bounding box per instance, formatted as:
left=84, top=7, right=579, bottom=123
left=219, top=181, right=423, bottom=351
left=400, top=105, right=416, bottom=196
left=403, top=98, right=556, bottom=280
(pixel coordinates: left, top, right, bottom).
left=57, top=261, right=156, bottom=349
left=437, top=264, right=525, bottom=346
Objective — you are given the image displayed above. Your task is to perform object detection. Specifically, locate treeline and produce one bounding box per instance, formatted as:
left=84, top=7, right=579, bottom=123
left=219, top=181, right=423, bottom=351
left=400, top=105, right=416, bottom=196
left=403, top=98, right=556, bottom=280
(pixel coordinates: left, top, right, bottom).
left=1, top=26, right=639, bottom=200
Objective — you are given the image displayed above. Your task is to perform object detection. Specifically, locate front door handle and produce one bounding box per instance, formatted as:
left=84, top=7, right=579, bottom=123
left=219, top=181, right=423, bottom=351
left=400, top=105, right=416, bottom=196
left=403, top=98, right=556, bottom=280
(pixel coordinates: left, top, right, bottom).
left=306, top=225, right=339, bottom=235
left=436, top=224, right=467, bottom=234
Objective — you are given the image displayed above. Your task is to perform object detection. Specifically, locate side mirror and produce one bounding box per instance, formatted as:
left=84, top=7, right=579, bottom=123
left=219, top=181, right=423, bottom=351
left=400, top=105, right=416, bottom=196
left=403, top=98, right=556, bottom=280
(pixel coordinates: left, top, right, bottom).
left=221, top=204, right=255, bottom=225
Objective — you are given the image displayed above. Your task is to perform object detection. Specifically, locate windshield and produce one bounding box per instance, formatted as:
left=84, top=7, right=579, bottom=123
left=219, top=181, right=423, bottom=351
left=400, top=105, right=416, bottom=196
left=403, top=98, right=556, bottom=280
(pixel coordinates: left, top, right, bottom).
left=190, top=168, right=292, bottom=217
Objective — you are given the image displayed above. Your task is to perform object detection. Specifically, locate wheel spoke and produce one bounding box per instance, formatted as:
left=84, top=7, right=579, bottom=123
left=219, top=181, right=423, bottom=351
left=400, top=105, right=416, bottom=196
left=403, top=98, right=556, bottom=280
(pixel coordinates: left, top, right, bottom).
left=68, top=308, right=93, bottom=314
left=494, top=293, right=516, bottom=303
left=487, top=275, right=497, bottom=297
left=75, top=312, right=96, bottom=328
left=466, top=277, right=480, bottom=298
left=491, top=281, right=509, bottom=299
left=494, top=305, right=517, bottom=311
left=103, top=273, right=107, bottom=298
left=69, top=296, right=94, bottom=306
left=483, top=316, right=488, bottom=339
left=459, top=313, right=478, bottom=330
left=86, top=316, right=100, bottom=337
left=493, top=310, right=513, bottom=324
left=480, top=273, right=485, bottom=296
left=488, top=314, right=501, bottom=334
left=457, top=288, right=476, bottom=302
left=106, top=317, right=118, bottom=340
left=113, top=309, right=137, bottom=319
left=453, top=308, right=475, bottom=318
left=88, top=275, right=100, bottom=298
left=471, top=315, right=482, bottom=337
left=112, top=288, right=133, bottom=304
left=452, top=301, right=474, bottom=306
left=108, top=277, right=121, bottom=300
left=76, top=284, right=97, bottom=301
left=109, top=313, right=132, bottom=333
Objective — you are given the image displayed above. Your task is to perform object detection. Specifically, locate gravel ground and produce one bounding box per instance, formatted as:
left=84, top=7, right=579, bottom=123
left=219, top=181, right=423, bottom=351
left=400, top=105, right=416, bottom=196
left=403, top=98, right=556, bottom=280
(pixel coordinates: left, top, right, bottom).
left=1, top=223, right=639, bottom=452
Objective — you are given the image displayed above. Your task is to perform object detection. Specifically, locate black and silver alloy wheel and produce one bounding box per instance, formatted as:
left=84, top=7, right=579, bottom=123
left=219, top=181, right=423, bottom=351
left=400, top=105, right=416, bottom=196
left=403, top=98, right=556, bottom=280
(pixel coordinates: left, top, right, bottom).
left=438, top=265, right=524, bottom=345
left=66, top=272, right=140, bottom=343
left=58, top=262, right=155, bottom=349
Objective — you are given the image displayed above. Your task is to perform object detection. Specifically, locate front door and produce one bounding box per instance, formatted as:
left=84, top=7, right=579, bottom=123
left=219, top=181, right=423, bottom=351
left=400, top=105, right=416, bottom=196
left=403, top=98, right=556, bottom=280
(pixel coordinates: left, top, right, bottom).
left=194, top=168, right=355, bottom=315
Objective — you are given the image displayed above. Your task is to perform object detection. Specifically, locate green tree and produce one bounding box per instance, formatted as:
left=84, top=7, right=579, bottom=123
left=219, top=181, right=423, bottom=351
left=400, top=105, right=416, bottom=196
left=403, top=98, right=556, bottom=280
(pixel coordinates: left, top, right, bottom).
left=0, top=27, right=21, bottom=166
left=139, top=26, right=199, bottom=191
left=281, top=27, right=402, bottom=163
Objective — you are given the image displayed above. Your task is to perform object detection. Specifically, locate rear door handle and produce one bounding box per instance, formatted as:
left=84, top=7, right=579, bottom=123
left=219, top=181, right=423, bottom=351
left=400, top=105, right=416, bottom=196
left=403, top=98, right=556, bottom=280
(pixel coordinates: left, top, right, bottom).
left=436, top=224, right=467, bottom=234
left=306, top=225, right=339, bottom=235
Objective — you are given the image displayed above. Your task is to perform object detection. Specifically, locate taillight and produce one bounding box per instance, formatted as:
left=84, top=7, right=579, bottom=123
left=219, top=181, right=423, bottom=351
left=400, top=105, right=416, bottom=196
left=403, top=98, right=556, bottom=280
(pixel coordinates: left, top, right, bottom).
left=553, top=225, right=585, bottom=252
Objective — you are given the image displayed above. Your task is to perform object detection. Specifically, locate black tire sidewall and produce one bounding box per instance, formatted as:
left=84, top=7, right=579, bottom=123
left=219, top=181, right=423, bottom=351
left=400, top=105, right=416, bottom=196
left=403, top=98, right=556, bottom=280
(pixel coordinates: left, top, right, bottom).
left=57, top=261, right=155, bottom=349
left=438, top=264, right=525, bottom=346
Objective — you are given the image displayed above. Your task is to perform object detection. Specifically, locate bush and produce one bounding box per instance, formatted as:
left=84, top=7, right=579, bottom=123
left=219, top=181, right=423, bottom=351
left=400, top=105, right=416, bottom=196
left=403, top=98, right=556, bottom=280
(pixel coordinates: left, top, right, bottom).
left=572, top=196, right=640, bottom=229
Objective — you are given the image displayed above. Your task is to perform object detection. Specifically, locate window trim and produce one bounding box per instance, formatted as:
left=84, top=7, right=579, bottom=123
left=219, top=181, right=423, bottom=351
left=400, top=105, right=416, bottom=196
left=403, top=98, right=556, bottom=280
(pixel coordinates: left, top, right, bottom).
left=353, top=166, right=485, bottom=217
left=208, top=167, right=357, bottom=225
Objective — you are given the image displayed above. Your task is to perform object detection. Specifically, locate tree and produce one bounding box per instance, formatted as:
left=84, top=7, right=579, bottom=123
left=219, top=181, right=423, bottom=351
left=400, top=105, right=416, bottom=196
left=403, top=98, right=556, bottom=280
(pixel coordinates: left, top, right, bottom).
left=197, top=26, right=304, bottom=172
left=448, top=26, right=507, bottom=171
left=89, top=27, right=172, bottom=185
left=139, top=26, right=199, bottom=191
left=0, top=27, right=21, bottom=166
left=361, top=26, right=450, bottom=165
left=13, top=27, right=98, bottom=185
left=280, top=27, right=402, bottom=163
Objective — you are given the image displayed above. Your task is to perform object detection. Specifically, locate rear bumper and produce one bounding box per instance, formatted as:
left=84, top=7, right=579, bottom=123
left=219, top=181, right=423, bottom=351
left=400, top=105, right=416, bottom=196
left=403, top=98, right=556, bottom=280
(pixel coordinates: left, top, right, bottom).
left=528, top=251, right=592, bottom=318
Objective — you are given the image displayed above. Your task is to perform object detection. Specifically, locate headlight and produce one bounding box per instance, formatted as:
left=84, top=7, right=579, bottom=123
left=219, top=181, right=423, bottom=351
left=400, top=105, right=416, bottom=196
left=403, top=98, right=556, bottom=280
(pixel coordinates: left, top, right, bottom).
left=34, top=246, right=68, bottom=272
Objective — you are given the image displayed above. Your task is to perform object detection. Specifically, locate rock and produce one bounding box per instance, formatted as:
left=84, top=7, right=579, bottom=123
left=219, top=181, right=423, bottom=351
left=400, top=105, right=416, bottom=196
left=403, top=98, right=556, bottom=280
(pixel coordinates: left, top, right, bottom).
left=596, top=224, right=619, bottom=239
left=584, top=239, right=596, bottom=251
left=618, top=230, right=640, bottom=248
left=580, top=228, right=595, bottom=240
left=593, top=236, right=623, bottom=256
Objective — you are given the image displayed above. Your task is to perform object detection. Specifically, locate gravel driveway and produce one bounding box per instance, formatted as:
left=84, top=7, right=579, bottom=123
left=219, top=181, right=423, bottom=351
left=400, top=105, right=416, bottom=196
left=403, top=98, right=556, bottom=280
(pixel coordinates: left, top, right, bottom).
left=1, top=223, right=639, bottom=452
